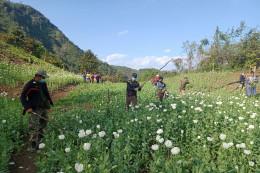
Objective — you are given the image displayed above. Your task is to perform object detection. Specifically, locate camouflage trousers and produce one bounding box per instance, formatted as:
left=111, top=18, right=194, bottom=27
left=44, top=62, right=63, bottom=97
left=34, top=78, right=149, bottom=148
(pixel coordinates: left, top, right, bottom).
left=156, top=93, right=164, bottom=102
left=126, top=95, right=137, bottom=110
left=28, top=108, right=47, bottom=145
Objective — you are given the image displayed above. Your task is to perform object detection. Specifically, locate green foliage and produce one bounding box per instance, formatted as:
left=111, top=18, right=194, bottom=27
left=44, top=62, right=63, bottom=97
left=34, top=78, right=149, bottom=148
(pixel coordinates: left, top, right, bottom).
left=197, top=22, right=260, bottom=71
left=116, top=71, right=128, bottom=83
left=80, top=50, right=99, bottom=73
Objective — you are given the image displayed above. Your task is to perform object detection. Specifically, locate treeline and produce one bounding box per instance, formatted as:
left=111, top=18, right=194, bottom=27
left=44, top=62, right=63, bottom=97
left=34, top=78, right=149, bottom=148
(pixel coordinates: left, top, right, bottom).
left=179, top=22, right=260, bottom=72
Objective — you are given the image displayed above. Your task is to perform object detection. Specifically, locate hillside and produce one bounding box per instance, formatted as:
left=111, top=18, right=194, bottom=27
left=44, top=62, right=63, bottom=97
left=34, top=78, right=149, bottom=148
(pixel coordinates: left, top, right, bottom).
left=111, top=65, right=139, bottom=77
left=0, top=0, right=118, bottom=75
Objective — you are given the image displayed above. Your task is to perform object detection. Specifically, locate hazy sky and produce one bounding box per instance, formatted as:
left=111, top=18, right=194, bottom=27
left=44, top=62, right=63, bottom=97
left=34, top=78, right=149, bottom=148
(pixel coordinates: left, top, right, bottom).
left=11, top=0, right=260, bottom=70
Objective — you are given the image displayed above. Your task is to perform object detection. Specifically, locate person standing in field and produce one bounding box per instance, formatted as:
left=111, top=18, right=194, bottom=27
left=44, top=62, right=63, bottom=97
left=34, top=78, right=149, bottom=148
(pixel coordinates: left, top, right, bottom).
left=126, top=73, right=144, bottom=110
left=83, top=72, right=86, bottom=83
left=234, top=73, right=245, bottom=91
left=86, top=72, right=91, bottom=83
left=246, top=71, right=259, bottom=96
left=96, top=73, right=101, bottom=83
left=91, top=73, right=95, bottom=84
left=20, top=69, right=53, bottom=152
left=155, top=76, right=167, bottom=101
left=180, top=77, right=189, bottom=96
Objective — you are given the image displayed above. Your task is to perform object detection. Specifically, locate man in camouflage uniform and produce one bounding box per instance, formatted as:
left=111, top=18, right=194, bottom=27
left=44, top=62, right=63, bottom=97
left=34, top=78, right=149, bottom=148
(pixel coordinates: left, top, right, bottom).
left=126, top=73, right=144, bottom=110
left=21, top=69, right=53, bottom=152
left=155, top=76, right=167, bottom=101
left=180, top=77, right=189, bottom=96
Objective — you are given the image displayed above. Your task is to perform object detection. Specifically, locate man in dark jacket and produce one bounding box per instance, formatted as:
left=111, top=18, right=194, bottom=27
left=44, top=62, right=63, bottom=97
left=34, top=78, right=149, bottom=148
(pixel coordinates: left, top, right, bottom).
left=21, top=69, right=53, bottom=152
left=126, top=73, right=143, bottom=110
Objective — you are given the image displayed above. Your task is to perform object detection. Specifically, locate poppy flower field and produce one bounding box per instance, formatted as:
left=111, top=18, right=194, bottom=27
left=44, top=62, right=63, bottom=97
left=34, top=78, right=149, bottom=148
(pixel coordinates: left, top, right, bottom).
left=33, top=81, right=259, bottom=173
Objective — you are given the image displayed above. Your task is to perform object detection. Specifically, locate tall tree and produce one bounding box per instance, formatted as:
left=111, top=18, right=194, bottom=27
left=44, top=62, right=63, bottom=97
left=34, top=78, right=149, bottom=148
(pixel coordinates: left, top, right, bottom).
left=182, top=41, right=198, bottom=72
left=80, top=49, right=99, bottom=73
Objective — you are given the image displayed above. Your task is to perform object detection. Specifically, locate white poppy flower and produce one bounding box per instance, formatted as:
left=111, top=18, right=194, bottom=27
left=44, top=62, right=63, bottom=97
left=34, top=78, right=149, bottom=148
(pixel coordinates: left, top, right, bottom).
left=193, top=120, right=198, bottom=123
left=207, top=137, right=214, bottom=142
left=39, top=143, right=45, bottom=149
left=151, top=144, right=159, bottom=151
left=158, top=138, right=164, bottom=143
left=58, top=135, right=65, bottom=140
left=171, top=147, right=180, bottom=155
left=75, top=163, right=83, bottom=172
left=98, top=131, right=106, bottom=137
left=96, top=125, right=100, bottom=129
left=157, top=129, right=163, bottom=135
left=78, top=130, right=85, bottom=138
left=248, top=125, right=254, bottom=129
left=165, top=140, right=172, bottom=148
left=219, top=134, right=226, bottom=140
left=249, top=161, right=254, bottom=167
left=244, top=150, right=251, bottom=155
left=222, top=142, right=230, bottom=149
left=65, top=147, right=71, bottom=152
left=85, top=130, right=92, bottom=136
left=147, top=117, right=151, bottom=120
left=83, top=143, right=91, bottom=151
left=2, top=120, right=6, bottom=123
left=117, top=129, right=123, bottom=133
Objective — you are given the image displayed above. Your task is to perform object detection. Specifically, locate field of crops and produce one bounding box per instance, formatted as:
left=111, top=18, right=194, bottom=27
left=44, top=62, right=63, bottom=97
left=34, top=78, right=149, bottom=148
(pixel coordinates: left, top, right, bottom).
left=24, top=77, right=259, bottom=173
left=0, top=46, right=259, bottom=172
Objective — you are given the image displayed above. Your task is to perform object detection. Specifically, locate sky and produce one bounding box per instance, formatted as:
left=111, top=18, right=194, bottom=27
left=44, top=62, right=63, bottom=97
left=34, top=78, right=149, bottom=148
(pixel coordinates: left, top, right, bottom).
left=10, top=0, right=260, bottom=70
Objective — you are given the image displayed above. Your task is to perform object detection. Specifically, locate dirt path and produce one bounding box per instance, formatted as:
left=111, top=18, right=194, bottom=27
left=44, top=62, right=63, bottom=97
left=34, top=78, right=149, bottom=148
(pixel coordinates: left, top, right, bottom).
left=8, top=84, right=77, bottom=173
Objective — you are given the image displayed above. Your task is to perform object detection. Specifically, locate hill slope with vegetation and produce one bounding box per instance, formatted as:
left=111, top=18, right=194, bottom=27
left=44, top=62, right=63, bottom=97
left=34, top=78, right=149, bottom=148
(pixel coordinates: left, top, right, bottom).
left=0, top=0, right=119, bottom=75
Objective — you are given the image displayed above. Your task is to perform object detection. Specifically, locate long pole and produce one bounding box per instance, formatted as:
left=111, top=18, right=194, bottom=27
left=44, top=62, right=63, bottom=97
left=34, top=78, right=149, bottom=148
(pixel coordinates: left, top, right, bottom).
left=140, top=58, right=174, bottom=87
left=30, top=112, right=77, bottom=138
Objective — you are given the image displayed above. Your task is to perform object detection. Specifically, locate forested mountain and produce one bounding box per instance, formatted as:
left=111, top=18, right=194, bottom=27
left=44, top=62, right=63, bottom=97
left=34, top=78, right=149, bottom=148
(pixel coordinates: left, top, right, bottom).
left=112, top=65, right=139, bottom=77
left=0, top=0, right=118, bottom=74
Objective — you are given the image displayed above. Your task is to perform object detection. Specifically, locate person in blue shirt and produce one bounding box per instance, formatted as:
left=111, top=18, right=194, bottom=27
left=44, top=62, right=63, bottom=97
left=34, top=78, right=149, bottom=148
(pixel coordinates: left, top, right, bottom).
left=156, top=76, right=167, bottom=101
left=83, top=72, right=86, bottom=83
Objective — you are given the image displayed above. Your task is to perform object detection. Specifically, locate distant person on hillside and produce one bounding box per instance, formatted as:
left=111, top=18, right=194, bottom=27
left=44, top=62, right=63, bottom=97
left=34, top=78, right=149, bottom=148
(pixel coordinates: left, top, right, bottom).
left=91, top=73, right=95, bottom=84
left=83, top=72, right=86, bottom=83
left=180, top=77, right=189, bottom=96
left=96, top=73, right=101, bottom=83
left=155, top=76, right=167, bottom=101
left=20, top=69, right=53, bottom=152
left=126, top=73, right=144, bottom=110
left=234, top=73, right=245, bottom=91
left=86, top=72, right=90, bottom=83
left=246, top=71, right=259, bottom=96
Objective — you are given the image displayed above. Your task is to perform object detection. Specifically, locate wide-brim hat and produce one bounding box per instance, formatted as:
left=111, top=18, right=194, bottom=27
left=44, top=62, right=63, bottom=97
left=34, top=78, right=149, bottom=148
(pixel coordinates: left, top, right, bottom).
left=36, top=69, right=50, bottom=78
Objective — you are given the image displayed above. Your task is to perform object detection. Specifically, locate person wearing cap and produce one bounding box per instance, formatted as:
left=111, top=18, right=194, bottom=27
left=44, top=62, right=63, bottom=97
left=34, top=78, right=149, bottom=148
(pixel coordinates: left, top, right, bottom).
left=155, top=76, right=167, bottom=101
left=126, top=73, right=144, bottom=110
left=20, top=69, right=53, bottom=152
left=179, top=77, right=189, bottom=96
